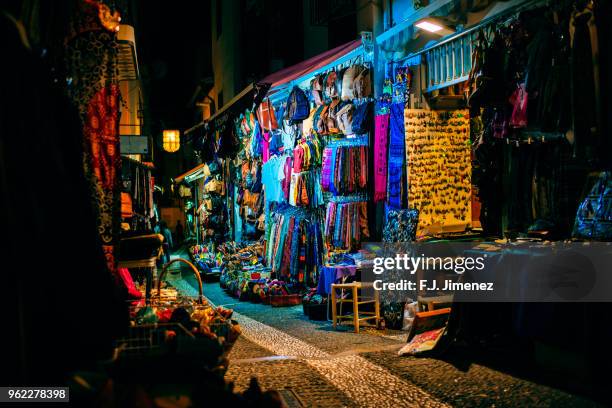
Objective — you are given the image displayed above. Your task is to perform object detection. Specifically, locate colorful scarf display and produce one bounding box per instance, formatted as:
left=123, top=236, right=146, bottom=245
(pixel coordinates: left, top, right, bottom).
left=387, top=103, right=405, bottom=209
left=324, top=200, right=370, bottom=250
left=374, top=113, right=390, bottom=202
left=322, top=145, right=368, bottom=195
left=288, top=170, right=324, bottom=208
left=266, top=205, right=324, bottom=285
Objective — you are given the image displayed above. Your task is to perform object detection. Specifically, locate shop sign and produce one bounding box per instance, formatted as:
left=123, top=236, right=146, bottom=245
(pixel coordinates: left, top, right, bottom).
left=120, top=135, right=149, bottom=154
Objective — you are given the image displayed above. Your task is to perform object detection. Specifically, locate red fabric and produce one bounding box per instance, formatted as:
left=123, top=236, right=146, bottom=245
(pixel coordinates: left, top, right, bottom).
left=115, top=268, right=142, bottom=300
left=509, top=83, right=528, bottom=128
left=261, top=40, right=362, bottom=90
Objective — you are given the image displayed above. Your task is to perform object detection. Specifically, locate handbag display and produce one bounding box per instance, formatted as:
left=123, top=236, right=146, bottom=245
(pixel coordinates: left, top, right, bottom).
left=326, top=99, right=343, bottom=134
left=313, top=104, right=330, bottom=135
left=351, top=101, right=373, bottom=134
left=311, top=75, right=325, bottom=106
left=285, top=86, right=310, bottom=124
left=257, top=98, right=279, bottom=131
left=352, top=66, right=371, bottom=99
left=324, top=70, right=339, bottom=101
left=341, top=65, right=364, bottom=101
left=337, top=103, right=355, bottom=134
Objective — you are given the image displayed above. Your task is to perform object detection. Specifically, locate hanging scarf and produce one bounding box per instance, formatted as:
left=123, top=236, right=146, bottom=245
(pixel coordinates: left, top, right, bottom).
left=374, top=114, right=389, bottom=202
left=387, top=103, right=405, bottom=209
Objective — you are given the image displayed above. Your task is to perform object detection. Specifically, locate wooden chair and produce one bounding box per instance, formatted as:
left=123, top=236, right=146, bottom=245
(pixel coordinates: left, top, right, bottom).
left=331, top=282, right=380, bottom=333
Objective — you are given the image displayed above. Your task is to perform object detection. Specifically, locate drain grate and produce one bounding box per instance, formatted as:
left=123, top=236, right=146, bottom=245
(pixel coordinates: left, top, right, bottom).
left=276, top=388, right=304, bottom=408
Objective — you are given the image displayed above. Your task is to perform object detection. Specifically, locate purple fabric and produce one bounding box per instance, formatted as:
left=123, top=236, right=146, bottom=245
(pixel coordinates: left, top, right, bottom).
left=316, top=265, right=357, bottom=295
left=262, top=131, right=270, bottom=163
left=321, top=147, right=332, bottom=191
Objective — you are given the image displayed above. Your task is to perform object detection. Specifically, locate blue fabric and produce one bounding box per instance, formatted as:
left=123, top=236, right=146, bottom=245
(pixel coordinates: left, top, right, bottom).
left=316, top=265, right=357, bottom=295
left=387, top=103, right=405, bottom=209
left=351, top=101, right=373, bottom=134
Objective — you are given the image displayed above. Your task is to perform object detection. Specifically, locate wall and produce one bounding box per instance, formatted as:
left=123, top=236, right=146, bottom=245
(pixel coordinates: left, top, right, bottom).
left=388, top=0, right=417, bottom=28
left=210, top=0, right=242, bottom=111
left=303, top=0, right=329, bottom=58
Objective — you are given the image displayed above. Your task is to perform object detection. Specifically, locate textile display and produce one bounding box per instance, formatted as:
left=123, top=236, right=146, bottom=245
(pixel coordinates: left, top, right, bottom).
left=374, top=113, right=390, bottom=202
left=322, top=144, right=369, bottom=195
left=382, top=209, right=419, bottom=242
left=265, top=205, right=324, bottom=285
left=289, top=170, right=325, bottom=208
left=324, top=200, right=370, bottom=250
left=262, top=154, right=290, bottom=203
left=292, top=134, right=323, bottom=172
left=65, top=0, right=121, bottom=273
left=388, top=103, right=405, bottom=209
left=405, top=109, right=472, bottom=232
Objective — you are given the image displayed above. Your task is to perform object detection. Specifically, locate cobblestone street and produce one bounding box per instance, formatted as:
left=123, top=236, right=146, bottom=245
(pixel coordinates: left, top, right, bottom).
left=166, top=267, right=601, bottom=408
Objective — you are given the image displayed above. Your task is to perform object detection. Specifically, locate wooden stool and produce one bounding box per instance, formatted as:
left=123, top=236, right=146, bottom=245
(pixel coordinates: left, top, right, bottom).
left=331, top=282, right=380, bottom=333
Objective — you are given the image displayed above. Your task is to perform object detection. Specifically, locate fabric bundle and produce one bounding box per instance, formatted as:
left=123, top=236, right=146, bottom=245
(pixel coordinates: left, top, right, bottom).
left=288, top=170, right=324, bottom=208
left=266, top=206, right=324, bottom=284
left=322, top=145, right=368, bottom=195
left=324, top=201, right=370, bottom=250
left=292, top=134, right=323, bottom=172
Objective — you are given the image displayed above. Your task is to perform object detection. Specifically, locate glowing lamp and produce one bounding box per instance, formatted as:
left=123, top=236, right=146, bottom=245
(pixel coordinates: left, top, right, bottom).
left=415, top=18, right=455, bottom=36
left=163, top=130, right=180, bottom=153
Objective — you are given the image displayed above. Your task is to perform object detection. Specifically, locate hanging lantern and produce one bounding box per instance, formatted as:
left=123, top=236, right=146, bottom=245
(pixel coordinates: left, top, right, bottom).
left=163, top=130, right=180, bottom=152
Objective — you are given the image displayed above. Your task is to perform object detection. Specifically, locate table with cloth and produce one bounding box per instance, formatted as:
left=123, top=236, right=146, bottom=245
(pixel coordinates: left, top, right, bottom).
left=317, top=264, right=357, bottom=295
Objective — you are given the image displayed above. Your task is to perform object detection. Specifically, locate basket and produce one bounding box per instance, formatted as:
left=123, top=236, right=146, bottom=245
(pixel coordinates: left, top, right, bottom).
left=156, top=258, right=204, bottom=304
left=308, top=303, right=328, bottom=321
left=112, top=323, right=225, bottom=383
left=269, top=294, right=302, bottom=307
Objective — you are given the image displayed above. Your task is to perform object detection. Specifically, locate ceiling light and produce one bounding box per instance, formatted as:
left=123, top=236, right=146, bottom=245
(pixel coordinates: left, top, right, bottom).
left=415, top=18, right=455, bottom=36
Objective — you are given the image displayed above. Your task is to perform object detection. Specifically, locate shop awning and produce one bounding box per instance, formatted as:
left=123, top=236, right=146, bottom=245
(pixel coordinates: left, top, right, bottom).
left=184, top=82, right=270, bottom=137
left=261, top=39, right=363, bottom=102
left=174, top=163, right=207, bottom=184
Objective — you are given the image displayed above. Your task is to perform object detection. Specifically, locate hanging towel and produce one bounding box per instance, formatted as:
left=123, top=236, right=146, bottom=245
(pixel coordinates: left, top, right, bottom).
left=388, top=103, right=405, bottom=209
left=374, top=113, right=390, bottom=202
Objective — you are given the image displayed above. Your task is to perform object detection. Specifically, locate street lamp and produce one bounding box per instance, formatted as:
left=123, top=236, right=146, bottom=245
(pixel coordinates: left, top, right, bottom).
left=162, top=129, right=180, bottom=153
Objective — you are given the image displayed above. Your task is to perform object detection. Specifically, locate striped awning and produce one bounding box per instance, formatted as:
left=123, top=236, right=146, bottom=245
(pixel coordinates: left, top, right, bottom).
left=376, top=0, right=457, bottom=62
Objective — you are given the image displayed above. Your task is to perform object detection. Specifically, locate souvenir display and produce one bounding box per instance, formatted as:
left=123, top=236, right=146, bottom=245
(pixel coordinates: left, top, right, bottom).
left=404, top=109, right=472, bottom=231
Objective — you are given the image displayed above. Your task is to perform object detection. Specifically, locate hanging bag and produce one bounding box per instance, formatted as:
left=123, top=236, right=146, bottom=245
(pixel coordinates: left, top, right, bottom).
left=341, top=65, right=363, bottom=101
left=352, top=65, right=371, bottom=99
left=257, top=98, right=279, bottom=131
left=313, top=104, right=330, bottom=135
left=326, top=99, right=343, bottom=134
left=324, top=70, right=339, bottom=101
left=351, top=101, right=373, bottom=134
left=337, top=103, right=355, bottom=134
left=285, top=86, right=310, bottom=124
left=310, top=75, right=325, bottom=106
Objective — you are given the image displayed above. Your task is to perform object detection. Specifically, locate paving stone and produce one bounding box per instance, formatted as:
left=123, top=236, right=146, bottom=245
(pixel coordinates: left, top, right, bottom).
left=163, top=267, right=602, bottom=407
